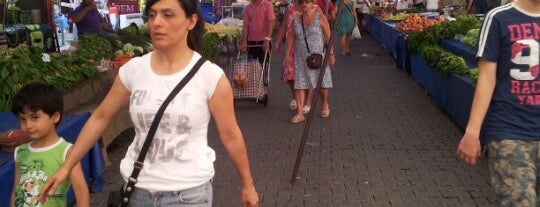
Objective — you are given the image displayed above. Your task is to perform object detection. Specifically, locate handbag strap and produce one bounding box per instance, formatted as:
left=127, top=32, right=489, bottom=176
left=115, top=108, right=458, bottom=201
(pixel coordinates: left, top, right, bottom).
left=301, top=13, right=327, bottom=54
left=342, top=0, right=353, bottom=14
left=121, top=56, right=207, bottom=205
left=300, top=14, right=312, bottom=54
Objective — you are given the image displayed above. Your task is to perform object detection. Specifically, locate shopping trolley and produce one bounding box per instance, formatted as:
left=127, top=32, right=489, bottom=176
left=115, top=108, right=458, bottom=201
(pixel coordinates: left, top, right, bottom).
left=230, top=44, right=271, bottom=106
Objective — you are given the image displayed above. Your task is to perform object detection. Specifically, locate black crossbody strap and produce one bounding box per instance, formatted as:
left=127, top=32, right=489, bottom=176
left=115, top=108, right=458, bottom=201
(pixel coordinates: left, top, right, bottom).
left=301, top=13, right=326, bottom=53
left=301, top=14, right=311, bottom=54
left=120, top=57, right=207, bottom=205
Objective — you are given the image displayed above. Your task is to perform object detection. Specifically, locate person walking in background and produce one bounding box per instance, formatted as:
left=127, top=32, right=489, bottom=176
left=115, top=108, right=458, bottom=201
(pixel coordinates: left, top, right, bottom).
left=285, top=0, right=335, bottom=124
left=274, top=1, right=316, bottom=112
left=457, top=1, right=540, bottom=206
left=240, top=0, right=275, bottom=100
left=9, top=82, right=89, bottom=207
left=316, top=0, right=337, bottom=23
left=40, top=0, right=260, bottom=206
left=356, top=0, right=370, bottom=33
left=336, top=0, right=357, bottom=55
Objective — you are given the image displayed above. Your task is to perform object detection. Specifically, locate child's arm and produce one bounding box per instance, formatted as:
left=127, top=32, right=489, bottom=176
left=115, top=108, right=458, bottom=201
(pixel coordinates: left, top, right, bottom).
left=10, top=165, right=19, bottom=207
left=70, top=162, right=90, bottom=207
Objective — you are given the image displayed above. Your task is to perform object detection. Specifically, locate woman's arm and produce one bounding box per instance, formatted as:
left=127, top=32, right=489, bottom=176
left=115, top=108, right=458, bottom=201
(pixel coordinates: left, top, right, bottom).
left=284, top=18, right=296, bottom=66
left=40, top=76, right=131, bottom=202
left=70, top=162, right=90, bottom=207
left=457, top=58, right=497, bottom=165
left=274, top=10, right=290, bottom=54
left=209, top=75, right=259, bottom=207
left=319, top=13, right=336, bottom=65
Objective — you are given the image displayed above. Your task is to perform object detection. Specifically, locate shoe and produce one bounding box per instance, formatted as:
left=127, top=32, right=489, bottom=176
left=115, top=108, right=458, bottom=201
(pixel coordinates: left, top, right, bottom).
left=302, top=106, right=311, bottom=114
left=291, top=115, right=305, bottom=124
left=320, top=109, right=330, bottom=118
left=290, top=99, right=297, bottom=110
left=345, top=51, right=351, bottom=56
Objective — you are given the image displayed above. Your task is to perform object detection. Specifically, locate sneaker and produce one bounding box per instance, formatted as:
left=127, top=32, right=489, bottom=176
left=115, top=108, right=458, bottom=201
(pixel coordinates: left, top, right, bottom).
left=289, top=99, right=297, bottom=110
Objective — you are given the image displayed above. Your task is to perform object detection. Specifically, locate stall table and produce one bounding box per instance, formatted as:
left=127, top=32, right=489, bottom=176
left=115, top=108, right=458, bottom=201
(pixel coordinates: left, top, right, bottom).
left=365, top=15, right=409, bottom=71
left=0, top=112, right=104, bottom=206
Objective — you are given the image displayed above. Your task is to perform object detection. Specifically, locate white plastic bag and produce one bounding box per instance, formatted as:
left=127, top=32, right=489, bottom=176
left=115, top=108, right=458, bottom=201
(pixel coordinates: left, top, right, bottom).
left=352, top=26, right=361, bottom=39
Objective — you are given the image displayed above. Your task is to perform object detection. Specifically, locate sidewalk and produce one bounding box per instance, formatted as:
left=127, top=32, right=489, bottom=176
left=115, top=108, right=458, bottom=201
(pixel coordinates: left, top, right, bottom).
left=89, top=31, right=495, bottom=206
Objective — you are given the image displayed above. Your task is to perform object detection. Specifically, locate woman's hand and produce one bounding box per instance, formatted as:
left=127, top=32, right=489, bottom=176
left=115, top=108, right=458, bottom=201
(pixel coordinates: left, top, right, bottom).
left=39, top=165, right=71, bottom=203
left=241, top=183, right=259, bottom=207
left=283, top=55, right=291, bottom=66
left=329, top=54, right=336, bottom=66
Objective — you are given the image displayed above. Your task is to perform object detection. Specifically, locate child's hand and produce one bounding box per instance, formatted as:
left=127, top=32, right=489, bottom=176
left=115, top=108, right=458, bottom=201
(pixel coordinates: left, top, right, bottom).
left=39, top=166, right=71, bottom=204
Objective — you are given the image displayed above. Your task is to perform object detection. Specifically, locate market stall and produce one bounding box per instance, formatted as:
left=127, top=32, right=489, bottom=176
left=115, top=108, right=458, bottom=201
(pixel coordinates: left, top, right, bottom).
left=364, top=11, right=483, bottom=137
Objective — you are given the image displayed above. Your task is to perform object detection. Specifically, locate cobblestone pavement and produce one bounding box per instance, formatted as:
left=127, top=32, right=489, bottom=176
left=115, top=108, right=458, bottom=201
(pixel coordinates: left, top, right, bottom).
left=89, top=31, right=495, bottom=207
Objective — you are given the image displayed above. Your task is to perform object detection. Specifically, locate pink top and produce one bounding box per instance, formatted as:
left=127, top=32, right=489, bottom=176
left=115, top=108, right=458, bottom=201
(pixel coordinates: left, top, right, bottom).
left=243, top=0, right=276, bottom=41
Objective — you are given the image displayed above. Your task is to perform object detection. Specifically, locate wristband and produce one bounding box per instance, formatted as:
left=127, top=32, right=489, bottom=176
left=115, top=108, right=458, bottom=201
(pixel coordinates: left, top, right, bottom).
left=264, top=37, right=272, bottom=41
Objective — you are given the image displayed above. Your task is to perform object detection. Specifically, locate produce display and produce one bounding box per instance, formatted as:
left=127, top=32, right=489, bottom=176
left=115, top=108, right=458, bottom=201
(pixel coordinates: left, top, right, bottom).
left=383, top=12, right=409, bottom=21
left=0, top=45, right=101, bottom=111
left=396, top=13, right=444, bottom=32
left=461, top=28, right=480, bottom=48
left=205, top=23, right=241, bottom=43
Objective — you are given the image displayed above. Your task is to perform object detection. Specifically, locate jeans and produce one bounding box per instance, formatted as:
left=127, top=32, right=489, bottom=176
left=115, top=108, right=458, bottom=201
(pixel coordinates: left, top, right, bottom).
left=129, top=180, right=213, bottom=207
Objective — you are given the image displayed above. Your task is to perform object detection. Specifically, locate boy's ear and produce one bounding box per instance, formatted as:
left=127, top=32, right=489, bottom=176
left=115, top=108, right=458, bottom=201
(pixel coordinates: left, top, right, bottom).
left=51, top=111, right=61, bottom=124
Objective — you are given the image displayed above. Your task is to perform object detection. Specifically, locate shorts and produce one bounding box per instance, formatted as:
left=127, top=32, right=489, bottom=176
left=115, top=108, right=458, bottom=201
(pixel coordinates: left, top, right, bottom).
left=129, top=180, right=213, bottom=207
left=488, top=139, right=540, bottom=207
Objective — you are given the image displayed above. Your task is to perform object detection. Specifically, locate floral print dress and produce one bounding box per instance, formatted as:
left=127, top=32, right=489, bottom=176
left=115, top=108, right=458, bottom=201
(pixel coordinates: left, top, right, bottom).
left=292, top=12, right=333, bottom=89
left=282, top=4, right=301, bottom=82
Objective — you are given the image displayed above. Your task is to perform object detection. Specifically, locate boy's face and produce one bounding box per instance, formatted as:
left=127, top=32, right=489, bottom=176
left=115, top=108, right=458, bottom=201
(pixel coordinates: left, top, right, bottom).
left=17, top=108, right=60, bottom=140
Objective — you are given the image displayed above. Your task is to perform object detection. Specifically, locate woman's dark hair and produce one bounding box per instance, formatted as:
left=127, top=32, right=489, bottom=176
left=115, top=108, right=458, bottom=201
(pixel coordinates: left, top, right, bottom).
left=11, top=82, right=64, bottom=127
left=144, top=0, right=205, bottom=52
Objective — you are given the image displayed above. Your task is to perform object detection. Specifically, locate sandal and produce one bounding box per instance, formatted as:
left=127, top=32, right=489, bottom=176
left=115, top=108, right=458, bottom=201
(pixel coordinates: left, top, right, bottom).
left=302, top=106, right=311, bottom=114
left=289, top=99, right=297, bottom=110
left=291, top=115, right=305, bottom=124
left=320, top=109, right=330, bottom=118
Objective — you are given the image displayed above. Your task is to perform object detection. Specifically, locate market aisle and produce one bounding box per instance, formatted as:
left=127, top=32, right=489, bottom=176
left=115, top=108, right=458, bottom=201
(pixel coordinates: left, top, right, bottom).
left=89, top=31, right=495, bottom=206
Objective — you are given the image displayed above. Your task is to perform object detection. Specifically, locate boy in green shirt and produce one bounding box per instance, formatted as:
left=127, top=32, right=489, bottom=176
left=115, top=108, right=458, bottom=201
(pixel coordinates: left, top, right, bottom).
left=10, top=82, right=89, bottom=207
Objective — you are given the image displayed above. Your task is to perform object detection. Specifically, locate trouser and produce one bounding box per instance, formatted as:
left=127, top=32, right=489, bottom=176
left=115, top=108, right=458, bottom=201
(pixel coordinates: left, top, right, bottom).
left=247, top=40, right=272, bottom=86
left=129, top=180, right=213, bottom=207
left=488, top=140, right=540, bottom=207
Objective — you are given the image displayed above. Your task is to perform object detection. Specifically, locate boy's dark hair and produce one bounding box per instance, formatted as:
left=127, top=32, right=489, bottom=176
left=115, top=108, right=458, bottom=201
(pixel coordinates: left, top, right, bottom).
left=11, top=82, right=64, bottom=126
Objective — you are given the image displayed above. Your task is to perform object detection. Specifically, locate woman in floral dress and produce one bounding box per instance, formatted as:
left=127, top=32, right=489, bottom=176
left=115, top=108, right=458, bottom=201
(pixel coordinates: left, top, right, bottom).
left=284, top=0, right=335, bottom=124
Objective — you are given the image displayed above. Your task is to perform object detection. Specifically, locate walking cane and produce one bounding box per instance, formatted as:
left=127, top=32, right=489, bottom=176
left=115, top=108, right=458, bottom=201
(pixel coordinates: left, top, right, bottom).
left=290, top=0, right=344, bottom=185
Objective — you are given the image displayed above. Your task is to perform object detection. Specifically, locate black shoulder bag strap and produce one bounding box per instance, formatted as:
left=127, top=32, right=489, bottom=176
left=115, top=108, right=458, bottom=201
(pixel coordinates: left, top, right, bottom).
left=119, top=57, right=207, bottom=206
left=301, top=13, right=326, bottom=53
left=301, top=14, right=312, bottom=54
left=343, top=0, right=353, bottom=14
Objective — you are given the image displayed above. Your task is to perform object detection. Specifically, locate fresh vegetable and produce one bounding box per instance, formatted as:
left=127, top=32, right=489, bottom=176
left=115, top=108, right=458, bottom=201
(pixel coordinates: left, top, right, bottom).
left=76, top=34, right=112, bottom=60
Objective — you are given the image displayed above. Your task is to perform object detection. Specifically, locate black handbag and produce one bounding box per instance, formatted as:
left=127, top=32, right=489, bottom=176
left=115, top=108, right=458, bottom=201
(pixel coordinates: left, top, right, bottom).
left=301, top=14, right=323, bottom=69
left=107, top=57, right=207, bottom=207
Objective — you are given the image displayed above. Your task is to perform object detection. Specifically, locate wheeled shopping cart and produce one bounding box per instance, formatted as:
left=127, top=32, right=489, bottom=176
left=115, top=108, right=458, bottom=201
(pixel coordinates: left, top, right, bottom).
left=229, top=45, right=271, bottom=107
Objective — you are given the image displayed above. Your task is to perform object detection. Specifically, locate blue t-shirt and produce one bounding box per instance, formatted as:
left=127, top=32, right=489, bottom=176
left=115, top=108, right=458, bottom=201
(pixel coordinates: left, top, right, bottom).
left=70, top=5, right=105, bottom=35
left=477, top=3, right=540, bottom=141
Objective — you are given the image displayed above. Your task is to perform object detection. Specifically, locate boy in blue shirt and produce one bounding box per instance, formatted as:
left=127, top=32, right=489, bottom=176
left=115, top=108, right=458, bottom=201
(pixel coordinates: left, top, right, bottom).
left=10, top=82, right=89, bottom=207
left=457, top=0, right=540, bottom=205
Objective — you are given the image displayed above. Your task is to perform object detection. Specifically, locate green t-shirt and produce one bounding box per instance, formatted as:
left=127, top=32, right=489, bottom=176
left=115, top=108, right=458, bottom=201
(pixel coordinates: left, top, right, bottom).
left=14, top=138, right=72, bottom=207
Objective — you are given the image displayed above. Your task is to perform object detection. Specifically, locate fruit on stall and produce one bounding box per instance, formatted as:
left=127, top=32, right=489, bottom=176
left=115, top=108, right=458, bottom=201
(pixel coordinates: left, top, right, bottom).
left=383, top=12, right=409, bottom=21
left=396, top=13, right=444, bottom=32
